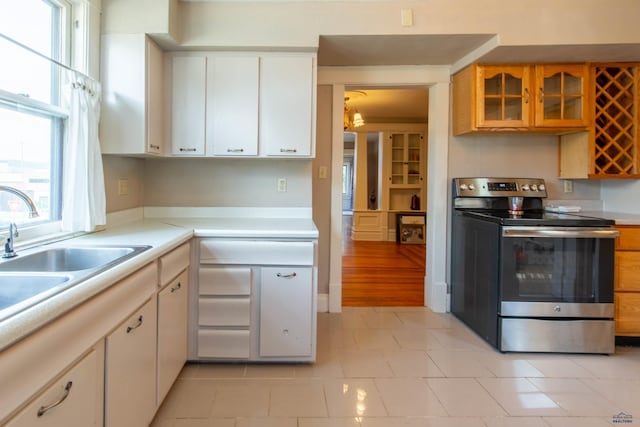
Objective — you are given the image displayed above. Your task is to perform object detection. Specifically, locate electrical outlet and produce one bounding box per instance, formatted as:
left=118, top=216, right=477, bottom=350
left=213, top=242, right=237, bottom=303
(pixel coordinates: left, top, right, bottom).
left=401, top=8, right=413, bottom=27
left=118, top=178, right=129, bottom=196
left=563, top=180, right=573, bottom=193
left=278, top=178, right=287, bottom=192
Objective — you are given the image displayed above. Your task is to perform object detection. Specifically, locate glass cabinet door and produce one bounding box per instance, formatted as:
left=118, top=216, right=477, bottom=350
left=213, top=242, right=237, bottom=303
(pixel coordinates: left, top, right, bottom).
left=534, top=64, right=588, bottom=127
left=389, top=133, right=423, bottom=186
left=477, top=65, right=531, bottom=128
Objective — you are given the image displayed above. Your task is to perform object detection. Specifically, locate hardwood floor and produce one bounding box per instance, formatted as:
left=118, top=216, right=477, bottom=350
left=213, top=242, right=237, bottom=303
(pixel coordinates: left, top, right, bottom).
left=342, top=215, right=426, bottom=306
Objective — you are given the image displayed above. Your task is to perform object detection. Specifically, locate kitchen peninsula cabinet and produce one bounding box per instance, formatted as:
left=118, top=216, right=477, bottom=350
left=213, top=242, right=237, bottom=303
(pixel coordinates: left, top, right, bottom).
left=560, top=63, right=640, bottom=179
left=193, top=238, right=317, bottom=362
left=100, top=34, right=165, bottom=155
left=453, top=64, right=588, bottom=135
left=168, top=52, right=316, bottom=158
left=615, top=225, right=640, bottom=337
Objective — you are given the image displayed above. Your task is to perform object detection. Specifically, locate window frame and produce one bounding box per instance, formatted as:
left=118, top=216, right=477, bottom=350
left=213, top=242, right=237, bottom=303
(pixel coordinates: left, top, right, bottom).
left=0, top=0, right=73, bottom=241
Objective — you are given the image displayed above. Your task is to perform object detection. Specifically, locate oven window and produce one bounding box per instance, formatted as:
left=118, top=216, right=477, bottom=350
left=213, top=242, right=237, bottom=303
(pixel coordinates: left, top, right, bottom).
left=500, top=237, right=614, bottom=303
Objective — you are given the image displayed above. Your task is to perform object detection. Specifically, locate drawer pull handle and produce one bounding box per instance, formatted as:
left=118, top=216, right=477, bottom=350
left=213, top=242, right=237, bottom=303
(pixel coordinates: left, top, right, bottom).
left=149, top=144, right=160, bottom=150
left=227, top=148, right=244, bottom=153
left=126, top=315, right=144, bottom=333
left=276, top=272, right=297, bottom=279
left=179, top=147, right=197, bottom=152
left=37, top=381, right=72, bottom=417
left=279, top=148, right=297, bottom=153
left=171, top=282, right=182, bottom=293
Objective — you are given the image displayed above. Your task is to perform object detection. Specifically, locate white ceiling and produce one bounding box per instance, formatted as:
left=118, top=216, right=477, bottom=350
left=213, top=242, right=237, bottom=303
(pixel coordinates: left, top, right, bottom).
left=322, top=35, right=640, bottom=125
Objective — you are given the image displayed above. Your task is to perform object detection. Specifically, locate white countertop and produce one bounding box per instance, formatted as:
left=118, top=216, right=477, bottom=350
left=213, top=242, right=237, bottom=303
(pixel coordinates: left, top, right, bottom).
left=0, top=214, right=318, bottom=351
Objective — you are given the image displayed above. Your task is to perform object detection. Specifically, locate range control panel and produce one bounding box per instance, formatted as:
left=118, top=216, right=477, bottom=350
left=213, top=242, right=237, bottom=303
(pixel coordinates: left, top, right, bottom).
left=453, top=177, right=547, bottom=198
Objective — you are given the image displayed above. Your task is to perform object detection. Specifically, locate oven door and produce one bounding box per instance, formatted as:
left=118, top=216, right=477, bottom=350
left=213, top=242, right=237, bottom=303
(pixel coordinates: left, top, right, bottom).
left=499, top=226, right=618, bottom=318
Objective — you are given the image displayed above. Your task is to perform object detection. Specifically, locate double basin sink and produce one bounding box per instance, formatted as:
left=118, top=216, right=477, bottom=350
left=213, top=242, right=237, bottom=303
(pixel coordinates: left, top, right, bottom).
left=0, top=245, right=150, bottom=322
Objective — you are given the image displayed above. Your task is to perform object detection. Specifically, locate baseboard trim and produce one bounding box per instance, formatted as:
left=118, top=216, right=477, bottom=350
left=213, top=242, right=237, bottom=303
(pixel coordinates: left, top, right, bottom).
left=317, top=293, right=329, bottom=312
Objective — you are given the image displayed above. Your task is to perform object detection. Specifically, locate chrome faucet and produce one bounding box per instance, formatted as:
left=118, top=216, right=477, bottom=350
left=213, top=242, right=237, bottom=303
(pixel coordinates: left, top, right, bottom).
left=1, top=185, right=39, bottom=258
left=3, top=223, right=18, bottom=258
left=0, top=186, right=39, bottom=218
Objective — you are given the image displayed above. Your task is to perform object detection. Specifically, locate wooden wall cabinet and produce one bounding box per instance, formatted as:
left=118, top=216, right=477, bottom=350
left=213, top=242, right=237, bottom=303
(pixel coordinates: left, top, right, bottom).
left=453, top=64, right=589, bottom=135
left=614, top=225, right=640, bottom=337
left=560, top=64, right=640, bottom=179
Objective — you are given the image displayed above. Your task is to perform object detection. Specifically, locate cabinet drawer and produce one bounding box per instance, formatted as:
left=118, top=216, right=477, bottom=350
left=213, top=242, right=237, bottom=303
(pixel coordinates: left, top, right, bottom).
left=197, top=330, right=250, bottom=358
left=199, top=267, right=251, bottom=295
left=615, top=251, right=640, bottom=291
left=616, top=226, right=640, bottom=250
left=159, top=243, right=190, bottom=286
left=615, top=293, right=640, bottom=336
left=6, top=348, right=102, bottom=427
left=198, top=297, right=250, bottom=326
left=200, top=240, right=314, bottom=265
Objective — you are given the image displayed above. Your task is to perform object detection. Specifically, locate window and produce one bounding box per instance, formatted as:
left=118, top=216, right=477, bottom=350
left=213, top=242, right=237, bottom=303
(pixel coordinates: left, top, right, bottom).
left=0, top=0, right=70, bottom=227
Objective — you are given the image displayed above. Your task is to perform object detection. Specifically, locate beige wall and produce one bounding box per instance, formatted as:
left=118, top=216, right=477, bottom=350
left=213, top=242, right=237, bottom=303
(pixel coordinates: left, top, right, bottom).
left=447, top=133, right=601, bottom=201
left=103, top=156, right=145, bottom=213
left=143, top=158, right=312, bottom=207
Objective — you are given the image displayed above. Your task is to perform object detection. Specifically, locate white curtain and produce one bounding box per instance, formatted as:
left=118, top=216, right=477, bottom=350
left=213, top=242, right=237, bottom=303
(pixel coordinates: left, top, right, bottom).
left=61, top=70, right=106, bottom=232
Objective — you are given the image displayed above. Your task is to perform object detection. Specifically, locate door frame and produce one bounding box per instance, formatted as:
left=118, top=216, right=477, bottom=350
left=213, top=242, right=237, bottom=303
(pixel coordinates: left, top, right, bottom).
left=319, top=66, right=451, bottom=313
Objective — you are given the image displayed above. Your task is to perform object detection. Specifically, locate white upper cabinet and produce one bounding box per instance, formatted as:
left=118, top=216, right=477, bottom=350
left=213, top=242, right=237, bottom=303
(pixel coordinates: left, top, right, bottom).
left=168, top=52, right=316, bottom=158
left=206, top=56, right=259, bottom=156
left=260, top=55, right=315, bottom=157
left=100, top=34, right=164, bottom=155
left=170, top=56, right=206, bottom=156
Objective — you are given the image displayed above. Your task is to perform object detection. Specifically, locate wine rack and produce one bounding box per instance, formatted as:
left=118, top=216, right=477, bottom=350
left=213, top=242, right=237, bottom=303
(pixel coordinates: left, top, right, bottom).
left=592, top=64, right=640, bottom=177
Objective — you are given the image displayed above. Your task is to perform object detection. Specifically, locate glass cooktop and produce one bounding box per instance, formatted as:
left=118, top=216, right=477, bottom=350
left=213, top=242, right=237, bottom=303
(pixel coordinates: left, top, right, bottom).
left=460, top=210, right=615, bottom=227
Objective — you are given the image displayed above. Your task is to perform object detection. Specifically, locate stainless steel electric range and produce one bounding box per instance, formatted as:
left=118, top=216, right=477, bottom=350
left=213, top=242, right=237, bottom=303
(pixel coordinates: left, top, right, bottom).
left=450, top=177, right=619, bottom=354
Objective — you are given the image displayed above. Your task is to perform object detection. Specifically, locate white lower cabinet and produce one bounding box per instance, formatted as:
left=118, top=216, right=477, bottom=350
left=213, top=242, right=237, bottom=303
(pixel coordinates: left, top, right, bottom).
left=259, top=267, right=313, bottom=357
left=157, top=270, right=188, bottom=405
left=5, top=344, right=104, bottom=427
left=105, top=296, right=158, bottom=427
left=193, top=239, right=317, bottom=362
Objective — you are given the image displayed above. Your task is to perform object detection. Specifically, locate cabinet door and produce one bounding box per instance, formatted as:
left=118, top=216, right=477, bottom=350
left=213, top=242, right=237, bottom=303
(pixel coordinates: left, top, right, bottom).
left=146, top=38, right=164, bottom=154
left=157, top=271, right=188, bottom=406
left=6, top=347, right=103, bottom=427
left=260, top=55, right=314, bottom=157
left=534, top=64, right=588, bottom=127
left=476, top=65, right=531, bottom=128
left=259, top=267, right=313, bottom=356
left=615, top=251, right=640, bottom=291
left=171, top=55, right=206, bottom=156
left=105, top=297, right=157, bottom=427
left=206, top=56, right=259, bottom=156
left=100, top=34, right=146, bottom=154
left=615, top=293, right=640, bottom=336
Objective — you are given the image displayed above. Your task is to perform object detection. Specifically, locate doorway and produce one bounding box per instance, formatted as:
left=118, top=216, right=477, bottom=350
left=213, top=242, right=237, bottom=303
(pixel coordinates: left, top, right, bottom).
left=340, top=88, right=428, bottom=307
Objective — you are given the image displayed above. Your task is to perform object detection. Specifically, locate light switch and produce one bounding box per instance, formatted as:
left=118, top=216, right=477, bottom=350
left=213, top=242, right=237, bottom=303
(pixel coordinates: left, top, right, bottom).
left=401, top=9, right=413, bottom=27
left=319, top=166, right=328, bottom=179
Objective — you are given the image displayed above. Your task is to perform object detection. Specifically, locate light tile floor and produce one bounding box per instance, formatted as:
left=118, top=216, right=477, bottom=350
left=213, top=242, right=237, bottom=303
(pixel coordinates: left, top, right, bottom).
left=151, top=307, right=640, bottom=426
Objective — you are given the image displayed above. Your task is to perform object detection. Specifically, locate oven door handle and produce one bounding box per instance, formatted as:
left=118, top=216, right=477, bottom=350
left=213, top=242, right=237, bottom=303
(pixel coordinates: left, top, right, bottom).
left=502, top=227, right=619, bottom=238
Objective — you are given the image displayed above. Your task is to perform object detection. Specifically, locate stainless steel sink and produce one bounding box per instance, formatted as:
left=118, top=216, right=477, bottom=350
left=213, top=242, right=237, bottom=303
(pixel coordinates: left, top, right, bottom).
left=0, top=245, right=151, bottom=322
left=0, top=246, right=149, bottom=273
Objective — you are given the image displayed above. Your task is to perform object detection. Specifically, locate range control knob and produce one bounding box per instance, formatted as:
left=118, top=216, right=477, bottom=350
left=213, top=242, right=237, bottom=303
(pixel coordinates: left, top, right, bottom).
left=468, top=184, right=476, bottom=191
left=531, top=184, right=538, bottom=191
left=521, top=184, right=530, bottom=191
left=459, top=184, right=468, bottom=191
left=538, top=184, right=546, bottom=191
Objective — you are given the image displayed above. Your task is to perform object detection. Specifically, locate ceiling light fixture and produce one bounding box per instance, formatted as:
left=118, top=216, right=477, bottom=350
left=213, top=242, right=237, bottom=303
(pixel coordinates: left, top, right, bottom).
left=344, top=96, right=365, bottom=130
